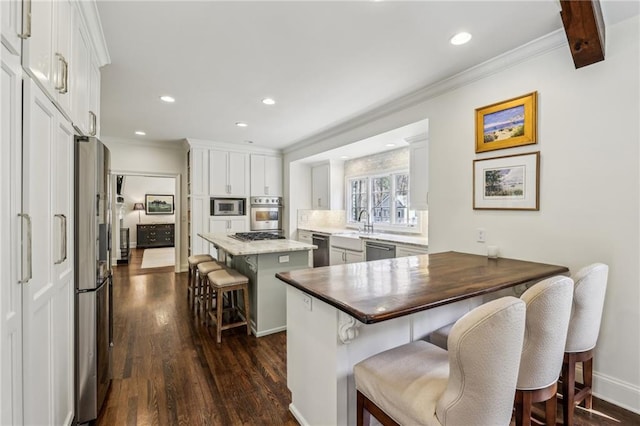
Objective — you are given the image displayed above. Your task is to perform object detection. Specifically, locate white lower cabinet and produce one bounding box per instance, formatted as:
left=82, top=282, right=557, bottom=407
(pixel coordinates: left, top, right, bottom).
left=209, top=217, right=247, bottom=257
left=22, top=78, right=75, bottom=426
left=330, top=247, right=364, bottom=265
left=396, top=244, right=429, bottom=258
left=0, top=42, right=24, bottom=426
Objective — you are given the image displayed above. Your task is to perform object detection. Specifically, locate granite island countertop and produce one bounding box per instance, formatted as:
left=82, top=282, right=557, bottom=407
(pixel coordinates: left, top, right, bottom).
left=199, top=233, right=316, bottom=256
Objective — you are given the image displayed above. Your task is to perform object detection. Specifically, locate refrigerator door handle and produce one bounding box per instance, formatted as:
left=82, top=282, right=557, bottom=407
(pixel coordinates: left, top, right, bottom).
left=54, top=214, right=67, bottom=264
left=18, top=213, right=33, bottom=283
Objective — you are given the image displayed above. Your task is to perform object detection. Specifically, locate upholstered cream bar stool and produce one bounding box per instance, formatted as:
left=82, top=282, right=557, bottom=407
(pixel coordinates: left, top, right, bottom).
left=187, top=254, right=214, bottom=310
left=354, top=296, right=526, bottom=426
left=195, top=260, right=225, bottom=319
left=561, top=263, right=609, bottom=426
left=206, top=268, right=251, bottom=343
left=514, top=276, right=574, bottom=426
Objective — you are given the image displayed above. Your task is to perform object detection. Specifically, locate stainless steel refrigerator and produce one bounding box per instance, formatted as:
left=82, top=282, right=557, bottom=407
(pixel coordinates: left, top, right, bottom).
left=75, top=136, right=112, bottom=424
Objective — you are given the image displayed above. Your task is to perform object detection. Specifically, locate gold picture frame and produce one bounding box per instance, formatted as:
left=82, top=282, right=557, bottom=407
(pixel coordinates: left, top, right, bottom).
left=473, top=151, right=540, bottom=210
left=475, top=92, right=537, bottom=153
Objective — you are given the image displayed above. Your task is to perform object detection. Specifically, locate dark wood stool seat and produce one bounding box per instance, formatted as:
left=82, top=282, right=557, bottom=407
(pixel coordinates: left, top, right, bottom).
left=187, top=254, right=214, bottom=310
left=206, top=269, right=251, bottom=343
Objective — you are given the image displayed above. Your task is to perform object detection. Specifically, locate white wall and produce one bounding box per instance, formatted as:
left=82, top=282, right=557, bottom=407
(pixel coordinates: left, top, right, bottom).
left=284, top=17, right=640, bottom=412
left=104, top=138, right=188, bottom=270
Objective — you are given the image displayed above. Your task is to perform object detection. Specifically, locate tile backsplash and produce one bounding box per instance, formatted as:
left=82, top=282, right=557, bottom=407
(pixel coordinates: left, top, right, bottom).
left=298, top=209, right=346, bottom=228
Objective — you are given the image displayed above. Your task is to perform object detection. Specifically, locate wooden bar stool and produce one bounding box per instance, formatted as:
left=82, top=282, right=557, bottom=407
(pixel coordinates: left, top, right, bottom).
left=195, top=261, right=225, bottom=318
left=206, top=269, right=251, bottom=343
left=187, top=254, right=214, bottom=309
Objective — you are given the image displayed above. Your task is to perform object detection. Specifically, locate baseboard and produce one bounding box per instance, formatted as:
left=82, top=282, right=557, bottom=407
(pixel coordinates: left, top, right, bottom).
left=289, top=403, right=310, bottom=426
left=585, top=366, right=640, bottom=414
left=254, top=325, right=286, bottom=338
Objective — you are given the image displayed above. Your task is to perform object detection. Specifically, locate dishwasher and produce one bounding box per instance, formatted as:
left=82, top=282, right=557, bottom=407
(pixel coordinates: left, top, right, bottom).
left=365, top=241, right=396, bottom=261
left=312, top=234, right=330, bottom=267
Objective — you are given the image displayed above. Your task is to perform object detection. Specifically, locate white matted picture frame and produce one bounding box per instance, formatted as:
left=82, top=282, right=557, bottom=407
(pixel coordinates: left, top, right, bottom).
left=473, top=152, right=540, bottom=210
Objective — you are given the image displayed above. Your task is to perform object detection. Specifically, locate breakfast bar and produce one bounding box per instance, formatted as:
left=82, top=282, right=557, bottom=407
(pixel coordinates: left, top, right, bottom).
left=275, top=251, right=569, bottom=426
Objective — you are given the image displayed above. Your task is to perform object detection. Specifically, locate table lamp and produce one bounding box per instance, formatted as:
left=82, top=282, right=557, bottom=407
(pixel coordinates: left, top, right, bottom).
left=133, top=203, right=145, bottom=223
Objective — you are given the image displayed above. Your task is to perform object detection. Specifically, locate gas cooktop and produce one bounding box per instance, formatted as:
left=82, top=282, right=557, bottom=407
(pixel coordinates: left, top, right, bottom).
left=230, top=232, right=286, bottom=242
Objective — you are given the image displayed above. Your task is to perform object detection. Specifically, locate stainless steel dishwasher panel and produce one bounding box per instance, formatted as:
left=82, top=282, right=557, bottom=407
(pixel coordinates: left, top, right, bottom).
left=365, top=241, right=396, bottom=261
left=312, top=234, right=330, bottom=267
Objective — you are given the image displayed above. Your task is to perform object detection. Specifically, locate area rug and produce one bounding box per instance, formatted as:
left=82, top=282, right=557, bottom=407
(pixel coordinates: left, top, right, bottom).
left=141, top=247, right=175, bottom=269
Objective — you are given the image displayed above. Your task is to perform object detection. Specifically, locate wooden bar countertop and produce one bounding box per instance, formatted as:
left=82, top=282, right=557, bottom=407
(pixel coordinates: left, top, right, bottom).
left=275, top=251, right=569, bottom=324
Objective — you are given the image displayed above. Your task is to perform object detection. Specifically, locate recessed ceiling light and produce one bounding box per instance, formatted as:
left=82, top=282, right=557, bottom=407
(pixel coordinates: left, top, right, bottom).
left=160, top=95, right=175, bottom=103
left=245, top=140, right=254, bottom=144
left=135, top=131, right=146, bottom=136
left=385, top=143, right=396, bottom=147
left=236, top=122, right=248, bottom=127
left=450, top=32, right=472, bottom=46
left=262, top=98, right=276, bottom=105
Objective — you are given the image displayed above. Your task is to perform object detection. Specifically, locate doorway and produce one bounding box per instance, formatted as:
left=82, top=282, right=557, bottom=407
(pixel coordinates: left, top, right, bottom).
left=111, top=171, right=182, bottom=273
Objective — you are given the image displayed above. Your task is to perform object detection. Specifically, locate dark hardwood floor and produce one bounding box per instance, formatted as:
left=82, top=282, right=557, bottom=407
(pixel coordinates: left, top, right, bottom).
left=99, top=249, right=640, bottom=425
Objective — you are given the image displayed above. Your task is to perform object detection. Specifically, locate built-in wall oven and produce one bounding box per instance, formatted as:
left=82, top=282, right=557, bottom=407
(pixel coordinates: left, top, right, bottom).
left=250, top=196, right=283, bottom=231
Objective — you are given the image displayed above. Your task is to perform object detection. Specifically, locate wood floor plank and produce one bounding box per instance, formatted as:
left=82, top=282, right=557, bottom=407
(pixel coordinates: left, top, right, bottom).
left=98, top=248, right=639, bottom=426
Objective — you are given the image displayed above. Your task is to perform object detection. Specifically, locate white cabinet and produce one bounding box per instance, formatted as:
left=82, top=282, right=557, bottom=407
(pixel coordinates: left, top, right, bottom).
left=251, top=154, right=282, bottom=196
left=330, top=235, right=364, bottom=265
left=297, top=229, right=313, bottom=244
left=408, top=135, right=429, bottom=210
left=88, top=52, right=100, bottom=136
left=209, top=217, right=247, bottom=235
left=396, top=244, right=428, bottom=258
left=70, top=6, right=91, bottom=134
left=311, top=161, right=344, bottom=210
left=22, top=78, right=75, bottom=426
left=1, top=0, right=23, bottom=55
left=189, top=148, right=209, bottom=196
left=210, top=149, right=248, bottom=196
left=22, top=0, right=74, bottom=116
left=0, top=42, right=24, bottom=426
left=189, top=196, right=209, bottom=256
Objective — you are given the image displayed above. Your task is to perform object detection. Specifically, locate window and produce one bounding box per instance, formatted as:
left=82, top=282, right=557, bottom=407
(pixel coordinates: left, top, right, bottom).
left=348, top=172, right=417, bottom=227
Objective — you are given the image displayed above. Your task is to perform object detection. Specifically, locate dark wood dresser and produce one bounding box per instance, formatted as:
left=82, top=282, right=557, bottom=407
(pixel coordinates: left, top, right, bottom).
left=137, top=223, right=175, bottom=248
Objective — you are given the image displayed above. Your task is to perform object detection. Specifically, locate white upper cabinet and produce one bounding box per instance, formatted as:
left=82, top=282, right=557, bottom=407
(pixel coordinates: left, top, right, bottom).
left=22, top=0, right=74, bottom=115
left=70, top=7, right=90, bottom=134
left=311, top=161, right=344, bottom=210
left=250, top=154, right=282, bottom=197
left=190, top=147, right=209, bottom=196
left=88, top=52, right=100, bottom=136
left=1, top=0, right=23, bottom=55
left=408, top=134, right=429, bottom=211
left=209, top=149, right=248, bottom=197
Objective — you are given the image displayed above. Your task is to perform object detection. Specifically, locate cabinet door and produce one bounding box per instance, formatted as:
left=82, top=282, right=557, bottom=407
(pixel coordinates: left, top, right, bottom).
left=54, top=0, right=73, bottom=115
left=0, top=0, right=22, bottom=55
left=228, top=151, right=247, bottom=196
left=250, top=154, right=266, bottom=196
left=190, top=196, right=208, bottom=255
left=229, top=218, right=247, bottom=234
left=70, top=11, right=90, bottom=135
left=264, top=156, right=282, bottom=196
left=209, top=150, right=228, bottom=195
left=345, top=250, right=364, bottom=264
left=23, top=79, right=74, bottom=426
left=88, top=54, right=101, bottom=137
left=0, top=43, right=23, bottom=426
left=191, top=148, right=209, bottom=195
left=409, top=140, right=429, bottom=210
left=22, top=0, right=56, bottom=95
left=311, top=164, right=329, bottom=210
left=330, top=247, right=344, bottom=265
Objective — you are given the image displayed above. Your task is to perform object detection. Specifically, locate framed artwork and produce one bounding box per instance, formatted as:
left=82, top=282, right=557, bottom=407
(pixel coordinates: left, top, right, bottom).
left=473, top=152, right=540, bottom=210
left=475, top=92, right=537, bottom=153
left=145, top=194, right=174, bottom=215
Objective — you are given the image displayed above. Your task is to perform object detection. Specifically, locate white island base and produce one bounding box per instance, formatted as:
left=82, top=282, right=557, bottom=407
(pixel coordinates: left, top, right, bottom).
left=286, top=286, right=483, bottom=426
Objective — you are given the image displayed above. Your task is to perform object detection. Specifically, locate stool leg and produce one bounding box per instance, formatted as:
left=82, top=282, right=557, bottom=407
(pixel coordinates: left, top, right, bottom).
left=562, top=354, right=576, bottom=426
left=545, top=392, right=557, bottom=426
left=583, top=358, right=593, bottom=409
left=216, top=287, right=223, bottom=344
left=243, top=285, right=251, bottom=336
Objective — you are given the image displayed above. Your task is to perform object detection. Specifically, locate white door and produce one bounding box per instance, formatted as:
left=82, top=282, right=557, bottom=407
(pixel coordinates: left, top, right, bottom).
left=311, top=164, right=329, bottom=209
left=190, top=148, right=208, bottom=196
left=228, top=152, right=247, bottom=196
left=345, top=250, right=364, bottom=264
left=264, top=156, right=283, bottom=197
left=190, top=196, right=208, bottom=255
left=0, top=0, right=23, bottom=55
left=250, top=154, right=266, bottom=196
left=229, top=218, right=247, bottom=234
left=330, top=247, right=344, bottom=266
left=70, top=9, right=90, bottom=134
left=22, top=79, right=75, bottom=425
left=209, top=150, right=228, bottom=195
left=22, top=0, right=55, bottom=96
left=0, top=42, right=23, bottom=426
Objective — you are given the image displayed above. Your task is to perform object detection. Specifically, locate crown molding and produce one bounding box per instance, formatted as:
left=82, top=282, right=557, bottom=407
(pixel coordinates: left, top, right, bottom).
left=284, top=29, right=567, bottom=156
left=185, top=138, right=282, bottom=155
left=102, top=136, right=186, bottom=151
left=76, top=0, right=111, bottom=67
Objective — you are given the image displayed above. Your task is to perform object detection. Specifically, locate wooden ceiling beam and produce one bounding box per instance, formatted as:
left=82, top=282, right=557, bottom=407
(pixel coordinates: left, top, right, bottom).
left=560, top=0, right=606, bottom=69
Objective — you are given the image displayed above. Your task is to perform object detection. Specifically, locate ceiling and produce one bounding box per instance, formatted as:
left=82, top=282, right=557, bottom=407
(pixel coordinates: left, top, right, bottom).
left=97, top=1, right=638, bottom=155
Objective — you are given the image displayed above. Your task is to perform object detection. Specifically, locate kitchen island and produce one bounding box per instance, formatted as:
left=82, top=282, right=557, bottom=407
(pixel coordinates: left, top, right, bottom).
left=199, top=233, right=315, bottom=337
left=275, top=251, right=569, bottom=426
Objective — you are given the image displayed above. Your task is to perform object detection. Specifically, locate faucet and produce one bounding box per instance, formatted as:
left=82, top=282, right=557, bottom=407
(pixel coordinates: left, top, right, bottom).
left=357, top=209, right=374, bottom=233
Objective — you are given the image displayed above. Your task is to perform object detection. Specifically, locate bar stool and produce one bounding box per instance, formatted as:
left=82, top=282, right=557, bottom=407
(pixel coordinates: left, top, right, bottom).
left=195, top=261, right=225, bottom=318
left=187, top=254, right=214, bottom=309
left=206, top=268, right=251, bottom=343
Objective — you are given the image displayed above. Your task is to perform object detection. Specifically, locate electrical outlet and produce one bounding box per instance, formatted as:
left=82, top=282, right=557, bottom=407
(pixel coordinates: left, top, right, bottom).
left=477, top=228, right=486, bottom=243
left=302, top=294, right=312, bottom=311
left=279, top=255, right=290, bottom=263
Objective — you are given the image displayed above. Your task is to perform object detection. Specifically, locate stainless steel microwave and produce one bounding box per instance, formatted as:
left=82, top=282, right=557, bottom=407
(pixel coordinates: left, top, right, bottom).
left=210, top=198, right=246, bottom=216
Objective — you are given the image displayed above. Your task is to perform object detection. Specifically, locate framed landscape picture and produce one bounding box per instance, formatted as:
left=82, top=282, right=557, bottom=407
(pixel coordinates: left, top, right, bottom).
left=475, top=92, right=537, bottom=153
left=145, top=194, right=174, bottom=215
left=473, top=152, right=540, bottom=210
